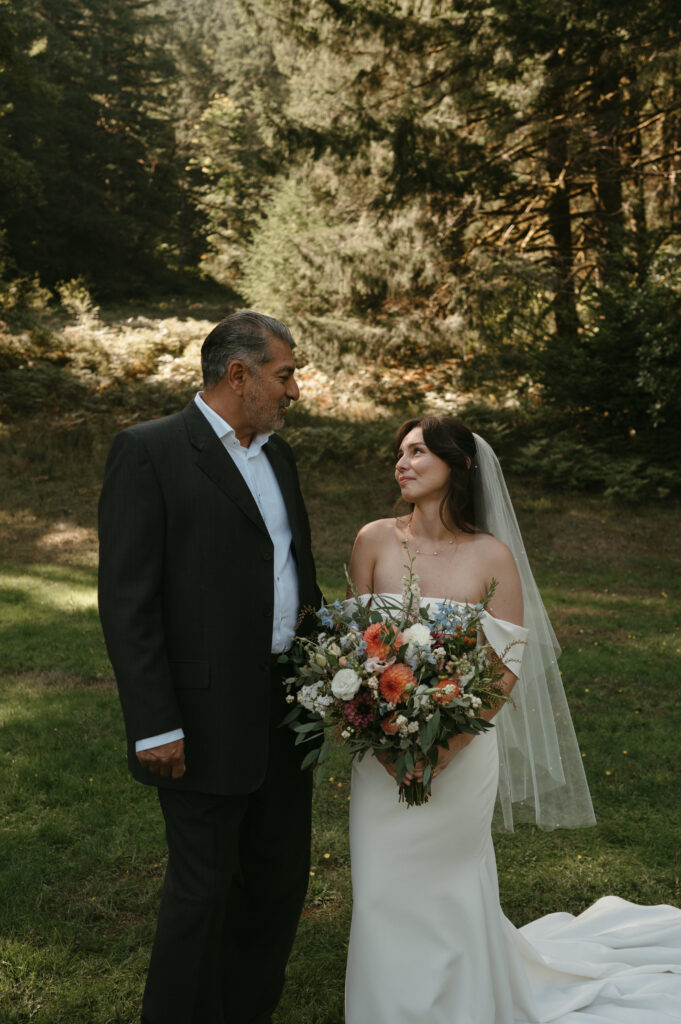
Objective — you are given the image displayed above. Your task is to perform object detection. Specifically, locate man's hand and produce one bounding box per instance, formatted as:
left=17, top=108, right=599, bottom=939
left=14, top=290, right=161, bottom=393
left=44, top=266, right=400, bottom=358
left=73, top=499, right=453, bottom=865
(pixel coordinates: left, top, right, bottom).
left=136, top=738, right=186, bottom=779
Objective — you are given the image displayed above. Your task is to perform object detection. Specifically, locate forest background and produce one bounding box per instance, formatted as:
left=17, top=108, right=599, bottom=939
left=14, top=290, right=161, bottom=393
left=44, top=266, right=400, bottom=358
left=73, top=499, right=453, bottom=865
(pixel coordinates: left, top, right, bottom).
left=1, top=2, right=681, bottom=1020
left=2, top=0, right=681, bottom=490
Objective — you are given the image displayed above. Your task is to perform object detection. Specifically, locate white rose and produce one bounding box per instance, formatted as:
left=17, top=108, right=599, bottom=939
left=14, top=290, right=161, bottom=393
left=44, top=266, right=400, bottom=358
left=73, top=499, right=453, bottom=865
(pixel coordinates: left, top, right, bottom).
left=331, top=667, right=362, bottom=700
left=401, top=623, right=432, bottom=648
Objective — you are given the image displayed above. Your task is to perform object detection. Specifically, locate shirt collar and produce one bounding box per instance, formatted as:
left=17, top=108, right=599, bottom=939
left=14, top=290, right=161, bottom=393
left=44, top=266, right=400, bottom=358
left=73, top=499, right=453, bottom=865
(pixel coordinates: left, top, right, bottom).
left=194, top=392, right=272, bottom=456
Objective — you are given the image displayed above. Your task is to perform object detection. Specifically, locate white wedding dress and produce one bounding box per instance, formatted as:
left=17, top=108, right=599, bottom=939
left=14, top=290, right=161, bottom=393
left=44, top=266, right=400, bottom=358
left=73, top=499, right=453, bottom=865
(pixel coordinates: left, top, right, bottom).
left=345, top=597, right=681, bottom=1024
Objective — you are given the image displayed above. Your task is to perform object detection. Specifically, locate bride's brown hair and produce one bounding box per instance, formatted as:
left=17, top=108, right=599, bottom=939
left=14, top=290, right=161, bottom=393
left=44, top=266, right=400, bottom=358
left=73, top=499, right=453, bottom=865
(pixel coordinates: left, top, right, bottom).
left=394, top=416, right=477, bottom=534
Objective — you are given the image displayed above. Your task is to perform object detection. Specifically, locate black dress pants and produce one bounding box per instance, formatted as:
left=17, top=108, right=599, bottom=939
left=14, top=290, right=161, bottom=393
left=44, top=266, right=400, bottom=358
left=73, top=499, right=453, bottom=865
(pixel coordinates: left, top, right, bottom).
left=141, top=668, right=313, bottom=1024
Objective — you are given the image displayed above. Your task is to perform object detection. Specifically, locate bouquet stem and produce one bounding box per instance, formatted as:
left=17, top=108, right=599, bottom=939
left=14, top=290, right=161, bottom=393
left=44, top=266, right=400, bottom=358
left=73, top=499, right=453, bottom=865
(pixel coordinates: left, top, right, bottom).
left=398, top=780, right=431, bottom=807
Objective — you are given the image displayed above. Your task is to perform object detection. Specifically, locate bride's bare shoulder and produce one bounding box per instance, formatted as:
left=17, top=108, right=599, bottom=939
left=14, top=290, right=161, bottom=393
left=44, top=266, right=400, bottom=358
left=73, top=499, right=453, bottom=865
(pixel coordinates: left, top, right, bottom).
left=349, top=518, right=401, bottom=593
left=470, top=531, right=516, bottom=569
left=353, top=517, right=402, bottom=547
left=471, top=532, right=518, bottom=581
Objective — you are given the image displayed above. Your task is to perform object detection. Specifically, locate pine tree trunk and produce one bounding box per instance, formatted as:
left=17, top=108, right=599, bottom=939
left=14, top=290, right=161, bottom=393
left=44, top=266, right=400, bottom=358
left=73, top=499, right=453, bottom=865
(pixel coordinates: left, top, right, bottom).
left=591, top=67, right=625, bottom=279
left=545, top=114, right=580, bottom=345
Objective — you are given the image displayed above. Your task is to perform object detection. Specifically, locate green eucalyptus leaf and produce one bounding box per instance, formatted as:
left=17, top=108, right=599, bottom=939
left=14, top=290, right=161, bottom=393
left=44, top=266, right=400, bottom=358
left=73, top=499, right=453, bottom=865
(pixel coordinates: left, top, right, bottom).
left=294, top=720, right=325, bottom=734
left=419, top=709, right=440, bottom=751
left=279, top=707, right=301, bottom=727
left=300, top=747, right=320, bottom=770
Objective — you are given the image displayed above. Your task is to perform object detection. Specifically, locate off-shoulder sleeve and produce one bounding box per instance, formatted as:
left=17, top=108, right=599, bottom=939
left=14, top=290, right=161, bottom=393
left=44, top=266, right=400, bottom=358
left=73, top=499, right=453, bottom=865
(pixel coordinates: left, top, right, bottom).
left=479, top=609, right=528, bottom=677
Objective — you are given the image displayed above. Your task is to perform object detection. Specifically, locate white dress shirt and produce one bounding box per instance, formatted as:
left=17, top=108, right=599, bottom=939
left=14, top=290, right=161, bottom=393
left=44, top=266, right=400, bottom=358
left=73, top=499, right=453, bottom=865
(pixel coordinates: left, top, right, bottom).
left=136, top=393, right=300, bottom=753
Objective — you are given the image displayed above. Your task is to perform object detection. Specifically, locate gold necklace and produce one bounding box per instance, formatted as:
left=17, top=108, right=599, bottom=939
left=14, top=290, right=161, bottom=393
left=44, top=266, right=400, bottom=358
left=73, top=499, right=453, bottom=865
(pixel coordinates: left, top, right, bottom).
left=406, top=516, right=456, bottom=557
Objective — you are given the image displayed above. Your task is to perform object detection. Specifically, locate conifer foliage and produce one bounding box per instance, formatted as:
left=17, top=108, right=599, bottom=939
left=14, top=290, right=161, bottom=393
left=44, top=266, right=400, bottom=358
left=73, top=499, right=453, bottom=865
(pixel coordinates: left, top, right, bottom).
left=186, top=0, right=681, bottom=482
left=0, top=0, right=196, bottom=292
left=2, top=0, right=680, bottom=488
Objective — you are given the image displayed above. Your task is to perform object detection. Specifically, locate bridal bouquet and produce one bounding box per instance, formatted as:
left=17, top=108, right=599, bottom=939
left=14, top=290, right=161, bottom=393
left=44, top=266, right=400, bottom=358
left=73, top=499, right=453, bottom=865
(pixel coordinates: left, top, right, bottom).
left=282, top=562, right=513, bottom=806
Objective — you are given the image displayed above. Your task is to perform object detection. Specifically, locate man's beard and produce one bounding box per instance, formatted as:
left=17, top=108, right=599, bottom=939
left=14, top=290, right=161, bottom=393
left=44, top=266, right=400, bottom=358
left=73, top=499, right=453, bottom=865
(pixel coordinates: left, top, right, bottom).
left=243, top=387, right=290, bottom=433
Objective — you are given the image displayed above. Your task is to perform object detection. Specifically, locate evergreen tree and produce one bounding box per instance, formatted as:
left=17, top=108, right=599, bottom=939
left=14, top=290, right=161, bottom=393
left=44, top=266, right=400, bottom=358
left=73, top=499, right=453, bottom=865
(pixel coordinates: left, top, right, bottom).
left=0, top=0, right=195, bottom=292
left=212, top=0, right=681, bottom=440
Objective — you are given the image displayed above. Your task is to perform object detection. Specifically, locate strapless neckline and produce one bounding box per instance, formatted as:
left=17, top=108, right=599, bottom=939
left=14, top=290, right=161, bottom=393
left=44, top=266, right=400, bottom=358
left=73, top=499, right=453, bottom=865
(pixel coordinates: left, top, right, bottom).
left=363, top=591, right=471, bottom=607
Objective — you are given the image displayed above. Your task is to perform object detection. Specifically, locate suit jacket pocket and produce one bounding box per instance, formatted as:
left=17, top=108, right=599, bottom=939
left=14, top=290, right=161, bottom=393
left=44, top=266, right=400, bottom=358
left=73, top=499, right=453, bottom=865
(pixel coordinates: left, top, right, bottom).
left=170, top=660, right=210, bottom=689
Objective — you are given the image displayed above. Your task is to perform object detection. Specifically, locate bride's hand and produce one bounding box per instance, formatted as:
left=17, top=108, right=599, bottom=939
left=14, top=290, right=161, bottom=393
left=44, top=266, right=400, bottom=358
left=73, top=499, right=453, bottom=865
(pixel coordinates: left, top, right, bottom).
left=375, top=749, right=417, bottom=784
left=412, top=734, right=474, bottom=781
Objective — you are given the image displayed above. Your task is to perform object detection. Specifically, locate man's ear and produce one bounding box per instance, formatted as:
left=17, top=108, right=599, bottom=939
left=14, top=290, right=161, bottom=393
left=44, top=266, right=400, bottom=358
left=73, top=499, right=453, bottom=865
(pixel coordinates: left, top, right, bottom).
left=225, top=359, right=250, bottom=394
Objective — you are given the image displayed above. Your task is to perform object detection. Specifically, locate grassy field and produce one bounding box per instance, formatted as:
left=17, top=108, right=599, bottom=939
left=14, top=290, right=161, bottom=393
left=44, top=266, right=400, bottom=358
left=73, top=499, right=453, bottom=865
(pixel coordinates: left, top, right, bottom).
left=1, top=306, right=680, bottom=1022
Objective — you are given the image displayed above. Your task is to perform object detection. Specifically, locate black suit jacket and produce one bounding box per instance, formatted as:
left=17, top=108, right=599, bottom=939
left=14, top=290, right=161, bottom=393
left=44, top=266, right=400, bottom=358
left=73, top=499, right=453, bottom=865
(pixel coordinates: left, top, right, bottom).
left=98, top=401, right=320, bottom=794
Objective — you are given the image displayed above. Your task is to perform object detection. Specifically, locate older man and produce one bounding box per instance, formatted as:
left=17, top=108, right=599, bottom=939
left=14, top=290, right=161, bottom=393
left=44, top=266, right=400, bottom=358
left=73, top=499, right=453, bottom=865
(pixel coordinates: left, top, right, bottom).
left=98, top=310, right=320, bottom=1024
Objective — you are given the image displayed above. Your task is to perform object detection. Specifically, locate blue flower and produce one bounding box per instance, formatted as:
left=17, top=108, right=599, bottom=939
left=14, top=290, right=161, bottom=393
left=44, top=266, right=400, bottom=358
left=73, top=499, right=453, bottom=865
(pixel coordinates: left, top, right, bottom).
left=405, top=651, right=420, bottom=670
left=318, top=605, right=335, bottom=630
left=429, top=604, right=463, bottom=632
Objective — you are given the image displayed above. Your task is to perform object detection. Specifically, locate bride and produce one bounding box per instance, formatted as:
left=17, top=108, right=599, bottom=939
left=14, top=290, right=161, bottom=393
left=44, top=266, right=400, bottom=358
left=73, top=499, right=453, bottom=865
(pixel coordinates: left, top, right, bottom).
left=344, top=415, right=681, bottom=1023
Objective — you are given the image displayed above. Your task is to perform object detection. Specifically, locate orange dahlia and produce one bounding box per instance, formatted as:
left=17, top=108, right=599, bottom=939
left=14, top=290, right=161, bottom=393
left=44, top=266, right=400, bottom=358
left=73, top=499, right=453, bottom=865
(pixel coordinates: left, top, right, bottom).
left=380, top=713, right=400, bottom=735
left=433, top=676, right=461, bottom=705
left=379, top=663, right=415, bottom=703
left=364, top=621, right=403, bottom=659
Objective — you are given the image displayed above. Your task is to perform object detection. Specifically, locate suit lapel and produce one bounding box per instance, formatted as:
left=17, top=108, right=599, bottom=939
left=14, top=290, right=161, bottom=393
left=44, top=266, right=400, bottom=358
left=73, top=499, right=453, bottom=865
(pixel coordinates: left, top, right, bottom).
left=182, top=402, right=268, bottom=536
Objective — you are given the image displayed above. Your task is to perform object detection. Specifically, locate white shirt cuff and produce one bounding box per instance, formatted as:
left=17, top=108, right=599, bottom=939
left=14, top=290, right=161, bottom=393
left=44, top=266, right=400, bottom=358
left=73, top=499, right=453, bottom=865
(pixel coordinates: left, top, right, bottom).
left=135, top=729, right=185, bottom=752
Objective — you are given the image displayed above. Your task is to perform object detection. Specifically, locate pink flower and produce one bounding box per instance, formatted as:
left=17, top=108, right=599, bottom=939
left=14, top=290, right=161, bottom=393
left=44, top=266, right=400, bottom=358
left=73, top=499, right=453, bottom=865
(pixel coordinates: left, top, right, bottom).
left=343, top=689, right=375, bottom=728
left=364, top=655, right=395, bottom=674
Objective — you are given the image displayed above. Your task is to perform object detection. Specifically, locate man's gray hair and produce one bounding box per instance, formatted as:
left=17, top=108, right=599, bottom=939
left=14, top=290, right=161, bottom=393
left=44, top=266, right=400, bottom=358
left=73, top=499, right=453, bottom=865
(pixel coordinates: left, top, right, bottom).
left=201, top=310, right=296, bottom=388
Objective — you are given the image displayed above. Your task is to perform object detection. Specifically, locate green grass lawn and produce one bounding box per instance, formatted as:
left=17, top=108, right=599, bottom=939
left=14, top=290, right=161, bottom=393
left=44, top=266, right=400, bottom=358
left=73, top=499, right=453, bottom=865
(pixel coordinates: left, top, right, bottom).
left=1, top=438, right=680, bottom=1022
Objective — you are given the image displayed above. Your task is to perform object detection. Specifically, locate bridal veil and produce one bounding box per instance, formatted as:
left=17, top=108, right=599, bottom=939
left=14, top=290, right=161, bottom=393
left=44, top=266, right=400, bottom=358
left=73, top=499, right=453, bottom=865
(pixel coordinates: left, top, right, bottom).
left=473, top=433, right=596, bottom=832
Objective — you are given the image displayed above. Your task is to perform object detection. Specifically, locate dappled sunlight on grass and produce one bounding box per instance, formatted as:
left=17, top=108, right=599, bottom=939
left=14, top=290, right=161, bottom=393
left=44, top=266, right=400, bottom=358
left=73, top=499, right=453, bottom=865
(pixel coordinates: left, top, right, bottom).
left=0, top=563, right=98, bottom=609
left=0, top=565, right=108, bottom=677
